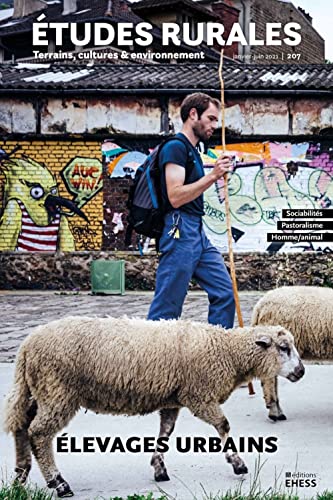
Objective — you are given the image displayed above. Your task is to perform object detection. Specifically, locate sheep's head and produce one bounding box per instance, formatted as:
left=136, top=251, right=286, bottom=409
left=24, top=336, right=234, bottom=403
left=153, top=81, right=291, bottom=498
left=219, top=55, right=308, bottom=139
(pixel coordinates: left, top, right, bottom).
left=255, top=326, right=305, bottom=382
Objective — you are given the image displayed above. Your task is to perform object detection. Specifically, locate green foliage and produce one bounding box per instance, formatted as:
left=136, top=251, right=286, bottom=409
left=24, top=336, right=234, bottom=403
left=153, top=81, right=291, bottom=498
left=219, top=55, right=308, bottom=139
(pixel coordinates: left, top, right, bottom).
left=317, top=492, right=333, bottom=500
left=107, top=494, right=167, bottom=500
left=1, top=482, right=333, bottom=500
left=0, top=2, right=12, bottom=9
left=0, top=481, right=53, bottom=500
left=0, top=485, right=168, bottom=500
left=203, top=495, right=297, bottom=499
left=205, top=495, right=299, bottom=499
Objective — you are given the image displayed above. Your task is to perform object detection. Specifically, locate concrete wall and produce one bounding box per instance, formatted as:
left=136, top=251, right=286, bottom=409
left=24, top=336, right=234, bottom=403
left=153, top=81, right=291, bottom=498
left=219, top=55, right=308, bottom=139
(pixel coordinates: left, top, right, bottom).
left=170, top=97, right=333, bottom=136
left=0, top=97, right=162, bottom=136
left=1, top=96, right=332, bottom=137
left=0, top=99, right=36, bottom=134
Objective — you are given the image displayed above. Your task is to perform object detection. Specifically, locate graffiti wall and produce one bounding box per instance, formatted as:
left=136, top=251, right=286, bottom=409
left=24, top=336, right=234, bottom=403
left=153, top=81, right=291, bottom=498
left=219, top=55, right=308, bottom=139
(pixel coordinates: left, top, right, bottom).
left=202, top=142, right=333, bottom=252
left=0, top=141, right=102, bottom=251
left=107, top=140, right=333, bottom=253
left=1, top=139, right=332, bottom=253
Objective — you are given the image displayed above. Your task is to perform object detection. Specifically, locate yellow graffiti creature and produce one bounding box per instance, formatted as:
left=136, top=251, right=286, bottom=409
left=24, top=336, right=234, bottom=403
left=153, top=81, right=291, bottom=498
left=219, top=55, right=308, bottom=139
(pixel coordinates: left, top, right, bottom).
left=0, top=156, right=88, bottom=251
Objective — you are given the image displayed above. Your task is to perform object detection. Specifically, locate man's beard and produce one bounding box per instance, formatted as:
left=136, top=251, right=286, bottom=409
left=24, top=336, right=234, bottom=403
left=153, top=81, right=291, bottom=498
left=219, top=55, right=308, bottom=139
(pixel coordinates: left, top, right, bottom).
left=192, top=122, right=210, bottom=143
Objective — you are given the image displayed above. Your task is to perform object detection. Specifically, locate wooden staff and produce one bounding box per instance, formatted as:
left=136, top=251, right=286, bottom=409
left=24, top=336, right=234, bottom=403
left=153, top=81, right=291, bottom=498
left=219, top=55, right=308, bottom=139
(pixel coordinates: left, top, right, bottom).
left=218, top=49, right=255, bottom=396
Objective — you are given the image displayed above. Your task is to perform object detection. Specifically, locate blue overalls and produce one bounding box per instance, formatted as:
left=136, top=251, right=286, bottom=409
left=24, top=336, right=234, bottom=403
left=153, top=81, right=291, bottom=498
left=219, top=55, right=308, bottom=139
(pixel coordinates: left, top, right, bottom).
left=148, top=209, right=235, bottom=328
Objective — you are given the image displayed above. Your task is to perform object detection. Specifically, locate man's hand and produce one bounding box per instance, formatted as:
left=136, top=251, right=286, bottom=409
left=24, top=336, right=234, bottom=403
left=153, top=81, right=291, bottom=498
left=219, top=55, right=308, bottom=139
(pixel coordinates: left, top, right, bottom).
left=210, top=154, right=233, bottom=181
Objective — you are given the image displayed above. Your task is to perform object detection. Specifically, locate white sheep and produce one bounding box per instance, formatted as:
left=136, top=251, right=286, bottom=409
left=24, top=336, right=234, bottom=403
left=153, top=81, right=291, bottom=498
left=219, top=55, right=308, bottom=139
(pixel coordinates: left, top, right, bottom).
left=251, top=285, right=333, bottom=421
left=4, top=316, right=304, bottom=497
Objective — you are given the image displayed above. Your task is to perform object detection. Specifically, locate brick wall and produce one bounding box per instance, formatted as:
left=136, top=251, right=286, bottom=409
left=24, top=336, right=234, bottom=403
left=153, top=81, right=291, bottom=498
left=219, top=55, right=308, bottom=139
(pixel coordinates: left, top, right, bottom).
left=210, top=2, right=240, bottom=59
left=250, top=0, right=325, bottom=64
left=0, top=139, right=103, bottom=251
left=103, top=177, right=132, bottom=251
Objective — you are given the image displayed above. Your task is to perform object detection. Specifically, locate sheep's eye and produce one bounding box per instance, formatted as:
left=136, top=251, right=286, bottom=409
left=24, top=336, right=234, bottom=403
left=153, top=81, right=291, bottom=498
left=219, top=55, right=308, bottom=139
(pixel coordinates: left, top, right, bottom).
left=279, top=345, right=290, bottom=355
left=30, top=186, right=44, bottom=200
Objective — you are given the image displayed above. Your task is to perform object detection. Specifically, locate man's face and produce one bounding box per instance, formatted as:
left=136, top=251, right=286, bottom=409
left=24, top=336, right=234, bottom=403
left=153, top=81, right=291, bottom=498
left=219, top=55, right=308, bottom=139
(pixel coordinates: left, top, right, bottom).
left=191, top=102, right=219, bottom=142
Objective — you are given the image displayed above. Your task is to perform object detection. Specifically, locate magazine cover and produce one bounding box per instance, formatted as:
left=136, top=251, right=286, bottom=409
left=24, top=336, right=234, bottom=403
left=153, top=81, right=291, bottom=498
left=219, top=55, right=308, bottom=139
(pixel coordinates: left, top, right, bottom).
left=0, top=0, right=332, bottom=499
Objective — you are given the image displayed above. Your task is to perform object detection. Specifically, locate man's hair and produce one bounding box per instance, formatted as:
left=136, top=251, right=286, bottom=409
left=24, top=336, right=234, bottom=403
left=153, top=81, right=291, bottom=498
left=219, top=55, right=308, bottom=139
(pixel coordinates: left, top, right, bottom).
left=180, top=93, right=220, bottom=122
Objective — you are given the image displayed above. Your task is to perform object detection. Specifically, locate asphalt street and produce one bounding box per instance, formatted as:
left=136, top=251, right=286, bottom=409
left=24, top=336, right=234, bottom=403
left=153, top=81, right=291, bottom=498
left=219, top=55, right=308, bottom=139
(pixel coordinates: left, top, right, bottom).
left=0, top=291, right=332, bottom=499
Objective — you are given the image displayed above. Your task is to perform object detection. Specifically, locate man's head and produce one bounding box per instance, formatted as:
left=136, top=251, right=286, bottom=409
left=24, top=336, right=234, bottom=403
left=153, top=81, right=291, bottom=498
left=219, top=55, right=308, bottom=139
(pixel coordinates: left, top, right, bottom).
left=180, top=93, right=220, bottom=142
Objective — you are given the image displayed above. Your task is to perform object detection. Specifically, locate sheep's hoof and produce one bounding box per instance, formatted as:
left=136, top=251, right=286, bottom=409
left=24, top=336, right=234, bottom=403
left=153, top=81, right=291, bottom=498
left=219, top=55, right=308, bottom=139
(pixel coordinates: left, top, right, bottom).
left=269, top=414, right=287, bottom=422
left=226, top=455, right=248, bottom=475
left=14, top=467, right=30, bottom=484
left=57, top=491, right=74, bottom=498
left=47, top=474, right=73, bottom=497
left=233, top=464, right=248, bottom=475
left=56, top=484, right=74, bottom=498
left=155, top=471, right=170, bottom=482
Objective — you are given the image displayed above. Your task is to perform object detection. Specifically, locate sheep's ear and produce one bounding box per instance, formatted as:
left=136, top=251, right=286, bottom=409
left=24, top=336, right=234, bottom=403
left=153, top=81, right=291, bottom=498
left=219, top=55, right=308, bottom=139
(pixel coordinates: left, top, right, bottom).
left=255, top=336, right=272, bottom=349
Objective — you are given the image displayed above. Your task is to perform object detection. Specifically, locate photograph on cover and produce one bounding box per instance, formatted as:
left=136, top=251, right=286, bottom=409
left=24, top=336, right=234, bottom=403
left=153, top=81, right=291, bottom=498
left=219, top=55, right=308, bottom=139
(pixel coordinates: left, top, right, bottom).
left=0, top=0, right=332, bottom=499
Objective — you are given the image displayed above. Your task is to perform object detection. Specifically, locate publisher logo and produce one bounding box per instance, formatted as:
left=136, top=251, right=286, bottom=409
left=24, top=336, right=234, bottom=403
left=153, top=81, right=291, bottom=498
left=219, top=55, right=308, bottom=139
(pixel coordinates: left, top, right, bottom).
left=285, top=472, right=317, bottom=488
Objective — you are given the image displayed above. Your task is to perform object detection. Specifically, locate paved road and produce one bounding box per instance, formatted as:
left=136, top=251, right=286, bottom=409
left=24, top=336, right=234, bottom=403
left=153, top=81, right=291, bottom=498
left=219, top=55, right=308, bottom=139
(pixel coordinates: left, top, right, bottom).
left=0, top=291, right=264, bottom=362
left=1, top=364, right=332, bottom=499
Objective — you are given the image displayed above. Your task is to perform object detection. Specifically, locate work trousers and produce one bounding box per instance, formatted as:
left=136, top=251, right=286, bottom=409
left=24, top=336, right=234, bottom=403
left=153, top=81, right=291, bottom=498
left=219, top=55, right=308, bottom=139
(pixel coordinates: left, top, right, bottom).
left=148, top=210, right=235, bottom=328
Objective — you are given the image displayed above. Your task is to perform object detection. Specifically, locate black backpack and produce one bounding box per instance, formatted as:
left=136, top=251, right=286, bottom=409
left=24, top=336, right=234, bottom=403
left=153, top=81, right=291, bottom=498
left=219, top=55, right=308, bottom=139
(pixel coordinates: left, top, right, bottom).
left=126, top=135, right=194, bottom=241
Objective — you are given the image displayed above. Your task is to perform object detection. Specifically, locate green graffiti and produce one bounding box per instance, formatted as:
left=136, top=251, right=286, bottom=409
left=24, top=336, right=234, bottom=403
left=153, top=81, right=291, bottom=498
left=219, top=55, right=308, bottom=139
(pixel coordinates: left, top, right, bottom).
left=61, top=157, right=103, bottom=208
left=308, top=169, right=333, bottom=208
left=254, top=167, right=315, bottom=225
left=203, top=173, right=263, bottom=234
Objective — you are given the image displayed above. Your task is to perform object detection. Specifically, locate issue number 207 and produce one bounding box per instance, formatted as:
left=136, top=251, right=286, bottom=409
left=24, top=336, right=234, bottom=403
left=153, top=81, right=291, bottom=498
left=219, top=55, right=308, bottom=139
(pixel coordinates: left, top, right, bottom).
left=287, top=53, right=301, bottom=60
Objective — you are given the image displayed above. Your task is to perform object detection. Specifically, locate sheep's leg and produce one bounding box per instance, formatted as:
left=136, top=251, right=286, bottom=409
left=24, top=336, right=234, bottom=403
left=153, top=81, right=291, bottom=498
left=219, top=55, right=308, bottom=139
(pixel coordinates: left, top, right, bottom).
left=261, top=377, right=286, bottom=421
left=14, top=399, right=38, bottom=483
left=14, top=429, right=32, bottom=484
left=151, top=408, right=179, bottom=482
left=28, top=402, right=77, bottom=498
left=189, top=402, right=248, bottom=475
